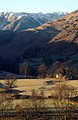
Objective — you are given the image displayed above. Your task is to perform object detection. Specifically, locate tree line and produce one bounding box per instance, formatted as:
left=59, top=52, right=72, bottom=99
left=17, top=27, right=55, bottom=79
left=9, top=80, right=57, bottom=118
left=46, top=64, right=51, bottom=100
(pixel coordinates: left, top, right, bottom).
left=0, top=55, right=77, bottom=79
left=19, top=60, right=77, bottom=79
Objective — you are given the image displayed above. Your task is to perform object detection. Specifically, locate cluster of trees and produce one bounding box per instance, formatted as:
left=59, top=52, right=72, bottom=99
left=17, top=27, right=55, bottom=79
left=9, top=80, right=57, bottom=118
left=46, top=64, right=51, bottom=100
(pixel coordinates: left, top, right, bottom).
left=19, top=60, right=77, bottom=79
left=0, top=55, right=77, bottom=79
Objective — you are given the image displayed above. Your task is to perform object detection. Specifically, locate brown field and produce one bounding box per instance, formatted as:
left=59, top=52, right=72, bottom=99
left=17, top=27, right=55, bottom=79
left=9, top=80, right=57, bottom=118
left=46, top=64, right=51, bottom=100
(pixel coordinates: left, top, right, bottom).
left=0, top=78, right=78, bottom=97
left=0, top=78, right=78, bottom=120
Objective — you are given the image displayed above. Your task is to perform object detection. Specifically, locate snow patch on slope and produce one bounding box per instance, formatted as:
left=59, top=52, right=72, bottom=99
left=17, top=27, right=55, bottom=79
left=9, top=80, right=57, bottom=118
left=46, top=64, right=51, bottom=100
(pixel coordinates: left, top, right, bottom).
left=0, top=12, right=68, bottom=31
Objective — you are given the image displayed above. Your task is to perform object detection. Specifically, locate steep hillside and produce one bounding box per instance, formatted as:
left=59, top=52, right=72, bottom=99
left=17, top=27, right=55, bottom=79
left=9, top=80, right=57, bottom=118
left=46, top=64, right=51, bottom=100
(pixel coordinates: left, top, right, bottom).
left=0, top=12, right=67, bottom=31
left=0, top=10, right=78, bottom=60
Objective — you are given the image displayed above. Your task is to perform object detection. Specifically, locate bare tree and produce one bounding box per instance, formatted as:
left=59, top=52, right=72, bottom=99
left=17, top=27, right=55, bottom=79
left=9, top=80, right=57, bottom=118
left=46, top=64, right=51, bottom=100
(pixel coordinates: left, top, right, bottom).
left=37, top=64, right=47, bottom=78
left=5, top=73, right=17, bottom=92
left=19, top=62, right=30, bottom=78
left=51, top=82, right=78, bottom=119
left=29, top=89, right=47, bottom=119
left=0, top=92, right=13, bottom=119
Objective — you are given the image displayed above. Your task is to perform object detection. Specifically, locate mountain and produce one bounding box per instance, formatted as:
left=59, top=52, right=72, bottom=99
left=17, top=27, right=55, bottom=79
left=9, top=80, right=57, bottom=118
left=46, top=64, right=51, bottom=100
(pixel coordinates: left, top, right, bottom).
left=0, top=12, right=67, bottom=31
left=0, top=10, right=78, bottom=62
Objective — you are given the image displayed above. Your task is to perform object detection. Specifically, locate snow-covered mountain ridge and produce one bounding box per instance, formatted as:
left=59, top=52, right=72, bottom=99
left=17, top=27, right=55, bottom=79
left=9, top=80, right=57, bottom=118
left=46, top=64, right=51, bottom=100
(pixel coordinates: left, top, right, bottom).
left=0, top=12, right=68, bottom=31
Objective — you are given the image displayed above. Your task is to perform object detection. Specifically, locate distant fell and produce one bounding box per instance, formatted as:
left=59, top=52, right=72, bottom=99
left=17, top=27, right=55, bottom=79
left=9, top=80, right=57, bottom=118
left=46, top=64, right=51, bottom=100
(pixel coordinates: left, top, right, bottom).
left=0, top=12, right=67, bottom=31
left=0, top=10, right=78, bottom=60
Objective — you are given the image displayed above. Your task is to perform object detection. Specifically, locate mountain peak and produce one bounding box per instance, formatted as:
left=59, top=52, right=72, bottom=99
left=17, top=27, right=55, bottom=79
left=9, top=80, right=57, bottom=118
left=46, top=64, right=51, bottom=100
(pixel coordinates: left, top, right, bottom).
left=0, top=10, right=78, bottom=60
left=0, top=12, right=67, bottom=31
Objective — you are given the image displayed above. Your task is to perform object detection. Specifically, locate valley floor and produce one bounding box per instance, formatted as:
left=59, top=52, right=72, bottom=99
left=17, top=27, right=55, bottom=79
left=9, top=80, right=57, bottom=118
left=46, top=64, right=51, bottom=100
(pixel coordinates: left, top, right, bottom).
left=0, top=78, right=78, bottom=97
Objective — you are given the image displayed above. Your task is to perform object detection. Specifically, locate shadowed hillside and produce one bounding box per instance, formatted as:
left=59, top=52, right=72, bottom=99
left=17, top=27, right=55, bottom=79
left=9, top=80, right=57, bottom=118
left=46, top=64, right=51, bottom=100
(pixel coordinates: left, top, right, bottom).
left=0, top=10, right=78, bottom=61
